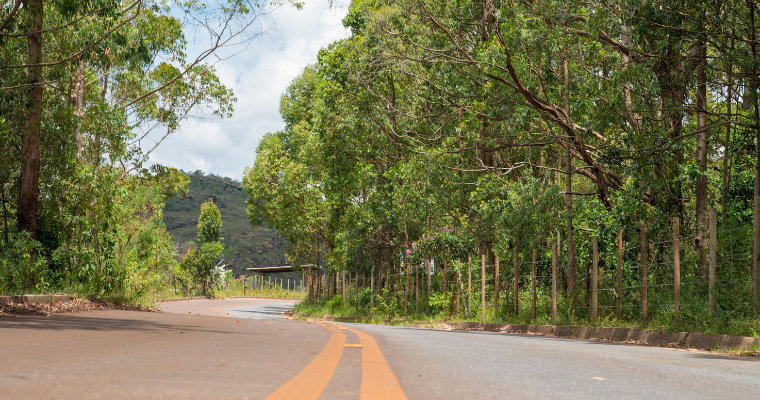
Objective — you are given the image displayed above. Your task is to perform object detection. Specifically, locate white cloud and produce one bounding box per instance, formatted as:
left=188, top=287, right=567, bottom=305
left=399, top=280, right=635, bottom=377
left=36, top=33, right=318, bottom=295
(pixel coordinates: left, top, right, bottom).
left=144, top=1, right=349, bottom=180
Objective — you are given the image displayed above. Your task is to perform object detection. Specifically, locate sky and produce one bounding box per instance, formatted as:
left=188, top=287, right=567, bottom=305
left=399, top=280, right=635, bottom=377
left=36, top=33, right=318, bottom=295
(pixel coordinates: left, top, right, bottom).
left=144, top=1, right=349, bottom=181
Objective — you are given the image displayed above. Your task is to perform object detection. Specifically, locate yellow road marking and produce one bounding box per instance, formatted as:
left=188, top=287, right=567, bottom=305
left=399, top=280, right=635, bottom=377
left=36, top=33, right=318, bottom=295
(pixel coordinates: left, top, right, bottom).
left=264, top=322, right=345, bottom=400
left=344, top=344, right=363, bottom=348
left=335, top=324, right=408, bottom=400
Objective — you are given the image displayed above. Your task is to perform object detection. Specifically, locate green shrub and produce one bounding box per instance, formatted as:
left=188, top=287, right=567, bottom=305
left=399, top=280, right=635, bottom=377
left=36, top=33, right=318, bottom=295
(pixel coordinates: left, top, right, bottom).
left=0, top=232, right=49, bottom=294
left=327, top=295, right=343, bottom=313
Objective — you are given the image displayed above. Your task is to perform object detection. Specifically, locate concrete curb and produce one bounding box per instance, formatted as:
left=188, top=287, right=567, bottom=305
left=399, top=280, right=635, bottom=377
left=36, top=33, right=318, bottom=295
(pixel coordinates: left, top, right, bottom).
left=439, top=322, right=759, bottom=351
left=288, top=312, right=760, bottom=351
left=0, top=294, right=73, bottom=306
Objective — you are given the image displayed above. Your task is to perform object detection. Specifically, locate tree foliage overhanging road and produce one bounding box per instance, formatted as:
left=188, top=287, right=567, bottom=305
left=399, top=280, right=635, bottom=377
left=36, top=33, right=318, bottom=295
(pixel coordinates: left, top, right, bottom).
left=0, top=0, right=301, bottom=297
left=245, top=0, right=760, bottom=331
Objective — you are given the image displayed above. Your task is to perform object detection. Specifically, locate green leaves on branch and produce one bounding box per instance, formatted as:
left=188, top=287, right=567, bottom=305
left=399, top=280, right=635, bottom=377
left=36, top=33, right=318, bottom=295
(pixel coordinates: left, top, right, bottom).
left=198, top=200, right=222, bottom=245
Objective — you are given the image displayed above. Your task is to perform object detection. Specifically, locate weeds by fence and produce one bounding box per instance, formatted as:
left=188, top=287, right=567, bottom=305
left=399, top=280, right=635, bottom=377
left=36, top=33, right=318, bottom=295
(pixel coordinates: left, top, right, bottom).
left=299, top=209, right=760, bottom=337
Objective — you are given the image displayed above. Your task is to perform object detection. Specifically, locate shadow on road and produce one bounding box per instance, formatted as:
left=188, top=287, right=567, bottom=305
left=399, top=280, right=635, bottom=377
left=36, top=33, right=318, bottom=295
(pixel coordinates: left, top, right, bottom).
left=0, top=313, right=268, bottom=335
left=686, top=353, right=760, bottom=362
left=229, top=305, right=291, bottom=317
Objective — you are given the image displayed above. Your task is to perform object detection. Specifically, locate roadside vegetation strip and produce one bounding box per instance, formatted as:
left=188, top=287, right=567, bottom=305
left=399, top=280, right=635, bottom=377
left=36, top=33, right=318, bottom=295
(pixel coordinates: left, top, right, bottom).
left=295, top=312, right=759, bottom=353
left=0, top=296, right=158, bottom=316
left=265, top=321, right=345, bottom=400
left=330, top=323, right=408, bottom=400
left=415, top=321, right=760, bottom=352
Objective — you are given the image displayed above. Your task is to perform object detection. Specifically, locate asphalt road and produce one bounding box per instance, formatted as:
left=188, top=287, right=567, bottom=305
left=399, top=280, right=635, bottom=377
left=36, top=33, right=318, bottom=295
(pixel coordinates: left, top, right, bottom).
left=2, top=297, right=759, bottom=399
left=159, top=297, right=299, bottom=320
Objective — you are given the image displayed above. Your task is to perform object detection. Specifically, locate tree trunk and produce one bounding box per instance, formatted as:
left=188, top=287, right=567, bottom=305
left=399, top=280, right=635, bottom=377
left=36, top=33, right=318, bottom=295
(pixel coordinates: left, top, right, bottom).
left=722, top=36, right=734, bottom=227
left=18, top=0, right=44, bottom=237
left=563, top=53, right=576, bottom=314
left=751, top=1, right=760, bottom=317
left=695, top=40, right=709, bottom=277
left=73, top=59, right=85, bottom=160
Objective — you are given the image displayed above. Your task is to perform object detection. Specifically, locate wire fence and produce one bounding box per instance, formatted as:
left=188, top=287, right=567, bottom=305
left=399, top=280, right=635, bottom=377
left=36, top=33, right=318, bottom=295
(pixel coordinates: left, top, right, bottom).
left=302, top=211, right=760, bottom=332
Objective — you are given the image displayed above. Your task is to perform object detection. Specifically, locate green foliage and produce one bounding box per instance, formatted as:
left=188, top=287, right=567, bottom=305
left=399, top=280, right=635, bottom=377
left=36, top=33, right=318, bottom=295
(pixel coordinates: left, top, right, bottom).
left=253, top=0, right=760, bottom=336
left=428, top=293, right=450, bottom=316
left=0, top=0, right=277, bottom=301
left=327, top=295, right=343, bottom=313
left=178, top=200, right=225, bottom=295
left=198, top=200, right=222, bottom=245
left=0, top=232, right=50, bottom=294
left=357, top=287, right=375, bottom=311
left=163, top=172, right=289, bottom=278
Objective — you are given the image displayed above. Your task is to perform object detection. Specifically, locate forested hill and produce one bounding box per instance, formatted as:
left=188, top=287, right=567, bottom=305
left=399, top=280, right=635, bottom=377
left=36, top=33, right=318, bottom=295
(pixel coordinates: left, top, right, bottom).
left=163, top=171, right=288, bottom=277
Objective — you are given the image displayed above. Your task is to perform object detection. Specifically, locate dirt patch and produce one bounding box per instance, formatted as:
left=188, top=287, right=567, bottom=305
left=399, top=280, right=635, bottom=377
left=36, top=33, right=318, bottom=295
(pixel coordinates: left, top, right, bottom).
left=0, top=296, right=159, bottom=317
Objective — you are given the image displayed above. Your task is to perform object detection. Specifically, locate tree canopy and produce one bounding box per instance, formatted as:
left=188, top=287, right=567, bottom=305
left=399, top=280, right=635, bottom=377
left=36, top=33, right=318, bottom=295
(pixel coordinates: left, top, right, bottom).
left=0, top=0, right=298, bottom=297
left=245, top=0, right=760, bottom=322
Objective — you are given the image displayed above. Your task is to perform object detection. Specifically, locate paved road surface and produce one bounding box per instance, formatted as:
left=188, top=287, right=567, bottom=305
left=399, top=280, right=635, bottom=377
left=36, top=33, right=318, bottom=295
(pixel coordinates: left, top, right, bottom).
left=2, top=297, right=759, bottom=399
left=159, top=297, right=298, bottom=320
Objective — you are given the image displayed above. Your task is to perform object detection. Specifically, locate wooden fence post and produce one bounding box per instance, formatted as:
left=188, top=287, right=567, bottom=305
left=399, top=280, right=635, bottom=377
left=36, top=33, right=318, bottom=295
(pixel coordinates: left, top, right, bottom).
left=551, top=243, right=557, bottom=323
left=570, top=239, right=577, bottom=315
left=415, top=264, right=419, bottom=312
left=617, top=230, right=623, bottom=320
left=592, top=236, right=598, bottom=324
left=427, top=257, right=432, bottom=295
left=495, top=256, right=500, bottom=317
left=709, top=208, right=717, bottom=316
left=396, top=265, right=400, bottom=295
left=513, top=246, right=519, bottom=317
left=405, top=265, right=410, bottom=314
left=455, top=271, right=460, bottom=314
left=641, top=223, right=648, bottom=326
left=468, top=255, right=472, bottom=298
left=481, top=250, right=486, bottom=323
left=342, top=272, right=346, bottom=309
left=532, top=249, right=537, bottom=321
left=673, top=218, right=680, bottom=318
left=755, top=184, right=760, bottom=317
left=443, top=259, right=449, bottom=294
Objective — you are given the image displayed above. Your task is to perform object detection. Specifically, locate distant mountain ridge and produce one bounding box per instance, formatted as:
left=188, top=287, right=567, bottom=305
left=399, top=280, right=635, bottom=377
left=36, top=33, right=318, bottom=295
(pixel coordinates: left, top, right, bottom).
left=163, top=171, right=288, bottom=277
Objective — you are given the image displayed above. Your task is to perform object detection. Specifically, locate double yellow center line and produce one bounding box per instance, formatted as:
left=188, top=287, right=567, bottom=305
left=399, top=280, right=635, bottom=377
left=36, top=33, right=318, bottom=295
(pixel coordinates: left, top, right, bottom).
left=265, top=322, right=407, bottom=400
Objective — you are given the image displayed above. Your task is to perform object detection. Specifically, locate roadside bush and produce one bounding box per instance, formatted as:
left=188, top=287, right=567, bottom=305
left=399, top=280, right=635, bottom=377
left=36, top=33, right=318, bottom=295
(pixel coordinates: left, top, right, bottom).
left=327, top=295, right=343, bottom=313
left=428, top=292, right=450, bottom=316
left=379, top=288, right=402, bottom=318
left=0, top=232, right=50, bottom=294
left=357, top=287, right=374, bottom=311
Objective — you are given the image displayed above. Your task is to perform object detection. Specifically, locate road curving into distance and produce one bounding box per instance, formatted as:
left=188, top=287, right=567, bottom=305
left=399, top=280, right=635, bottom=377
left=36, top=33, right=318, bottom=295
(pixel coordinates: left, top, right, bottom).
left=1, top=297, right=759, bottom=399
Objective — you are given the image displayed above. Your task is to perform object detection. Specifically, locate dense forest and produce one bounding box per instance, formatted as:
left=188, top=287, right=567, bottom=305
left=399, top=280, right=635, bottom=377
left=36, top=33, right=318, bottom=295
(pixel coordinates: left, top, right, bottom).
left=4, top=0, right=760, bottom=333
left=248, top=0, right=760, bottom=332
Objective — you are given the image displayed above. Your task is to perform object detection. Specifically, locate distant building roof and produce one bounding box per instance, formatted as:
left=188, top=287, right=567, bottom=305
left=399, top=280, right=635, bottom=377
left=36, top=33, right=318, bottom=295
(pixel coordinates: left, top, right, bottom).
left=246, top=264, right=317, bottom=273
